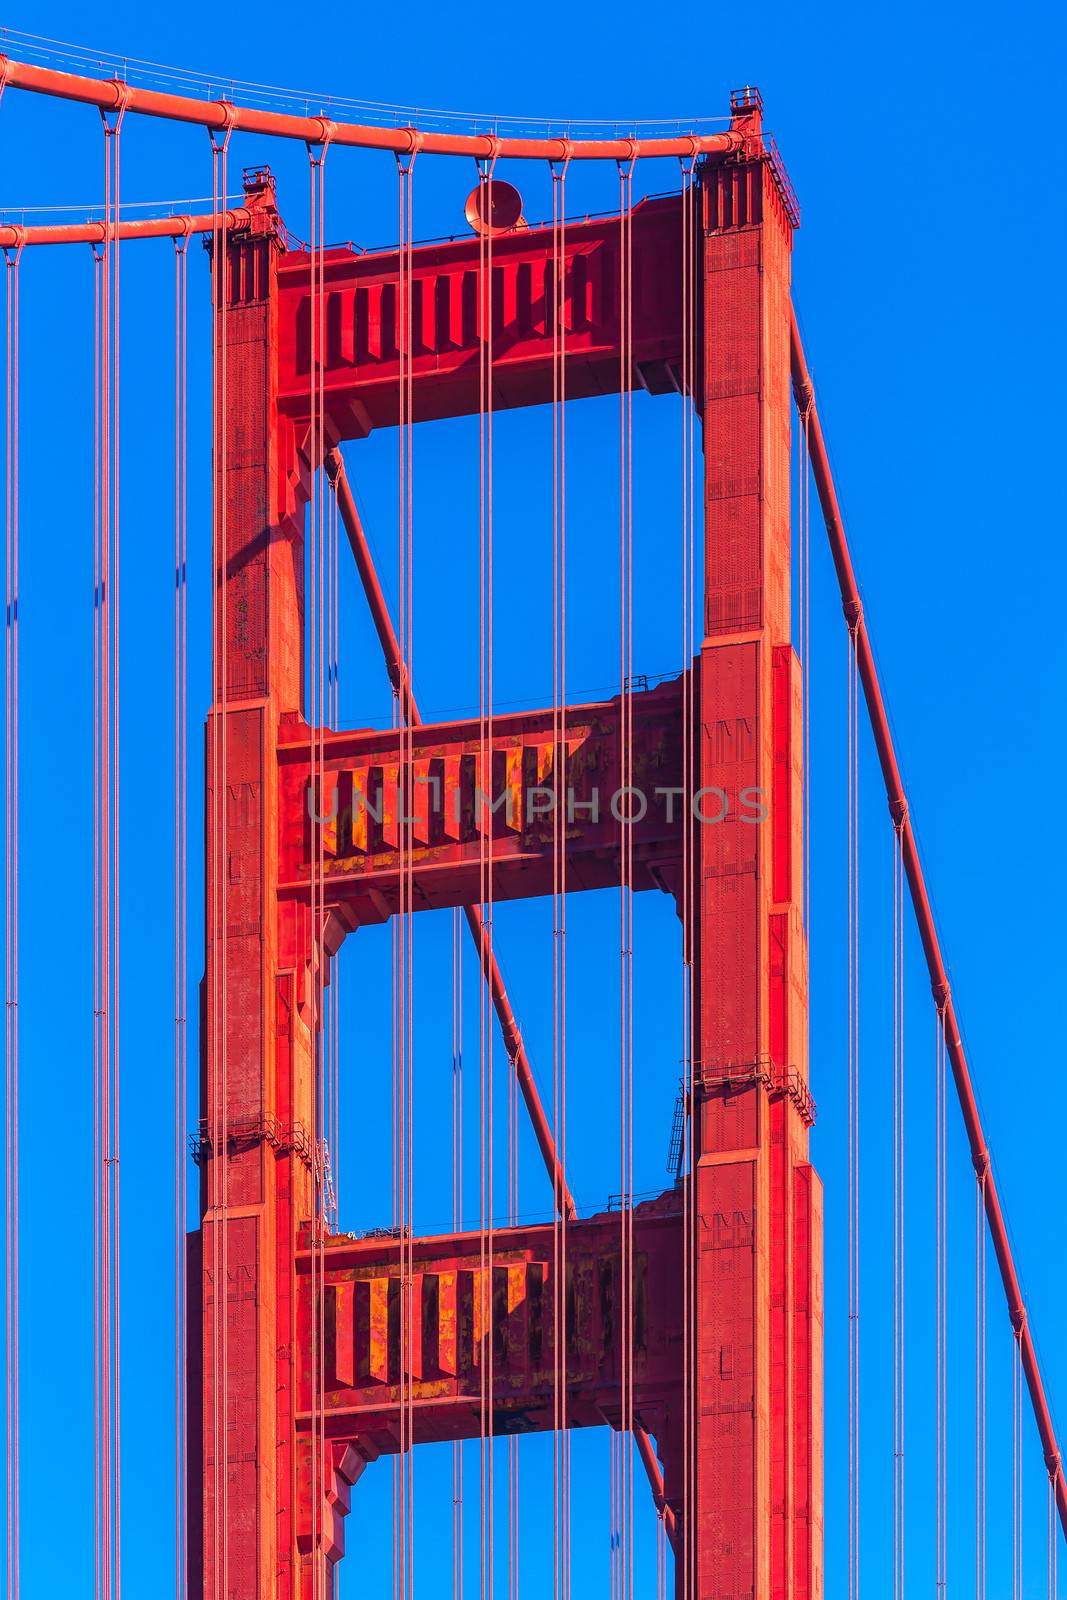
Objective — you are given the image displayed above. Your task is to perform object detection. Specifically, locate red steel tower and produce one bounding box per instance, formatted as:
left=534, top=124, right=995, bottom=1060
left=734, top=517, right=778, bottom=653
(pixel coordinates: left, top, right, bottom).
left=191, top=86, right=822, bottom=1599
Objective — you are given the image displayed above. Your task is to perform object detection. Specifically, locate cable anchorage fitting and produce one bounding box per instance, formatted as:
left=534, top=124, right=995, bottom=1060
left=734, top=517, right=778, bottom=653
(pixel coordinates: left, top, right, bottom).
left=3, top=224, right=26, bottom=266
left=888, top=795, right=908, bottom=832
left=551, top=138, right=574, bottom=178
left=843, top=596, right=863, bottom=634
left=617, top=138, right=640, bottom=178
left=395, top=126, right=423, bottom=174
left=209, top=99, right=239, bottom=156
left=309, top=117, right=336, bottom=153
left=972, top=1145, right=990, bottom=1181
left=101, top=77, right=131, bottom=134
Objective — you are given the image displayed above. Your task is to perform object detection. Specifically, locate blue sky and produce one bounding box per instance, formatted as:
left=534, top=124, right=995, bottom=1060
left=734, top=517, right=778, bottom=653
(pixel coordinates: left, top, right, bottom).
left=1, top=0, right=1065, bottom=1595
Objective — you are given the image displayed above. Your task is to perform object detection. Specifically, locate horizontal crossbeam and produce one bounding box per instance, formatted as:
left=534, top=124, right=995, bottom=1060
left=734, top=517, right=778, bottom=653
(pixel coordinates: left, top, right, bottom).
left=294, top=1194, right=682, bottom=1457
left=278, top=681, right=688, bottom=923
left=278, top=198, right=686, bottom=432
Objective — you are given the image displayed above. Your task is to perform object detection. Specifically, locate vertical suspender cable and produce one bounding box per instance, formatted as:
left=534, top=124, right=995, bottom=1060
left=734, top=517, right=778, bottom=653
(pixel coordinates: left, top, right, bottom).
left=616, top=146, right=637, bottom=1600
left=1051, top=1472, right=1059, bottom=1600
left=936, top=1005, right=947, bottom=1597
left=391, top=245, right=402, bottom=1600
left=549, top=145, right=571, bottom=1600
left=405, top=143, right=417, bottom=1600
left=678, top=145, right=697, bottom=1600
left=1014, top=1335, right=1023, bottom=1600
left=208, top=109, right=234, bottom=1600
left=110, top=111, right=125, bottom=1600
left=172, top=226, right=189, bottom=1600
left=975, top=1163, right=986, bottom=1600
left=91, top=226, right=104, bottom=1600
left=892, top=826, right=905, bottom=1600
left=474, top=145, right=497, bottom=1600
left=847, top=623, right=860, bottom=1600
left=392, top=140, right=418, bottom=1600
left=328, top=464, right=340, bottom=1216
left=3, top=229, right=22, bottom=1600
left=95, top=92, right=127, bottom=1600
left=453, top=905, right=464, bottom=1600
left=306, top=122, right=334, bottom=1600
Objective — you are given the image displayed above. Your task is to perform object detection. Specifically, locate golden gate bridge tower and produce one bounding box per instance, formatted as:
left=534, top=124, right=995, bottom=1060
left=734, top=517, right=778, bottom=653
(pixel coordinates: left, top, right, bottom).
left=0, top=43, right=1064, bottom=1600
left=190, top=87, right=819, bottom=1599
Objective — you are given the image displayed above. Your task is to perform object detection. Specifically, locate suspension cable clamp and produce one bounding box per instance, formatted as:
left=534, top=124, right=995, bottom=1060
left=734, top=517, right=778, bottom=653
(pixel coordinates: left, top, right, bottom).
left=477, top=135, right=501, bottom=179
left=101, top=78, right=131, bottom=134
left=931, top=977, right=950, bottom=1012
left=3, top=225, right=26, bottom=266
left=617, top=138, right=640, bottom=177
left=394, top=127, right=423, bottom=175
left=307, top=118, right=336, bottom=159
left=1010, top=1305, right=1027, bottom=1336
left=972, top=1146, right=990, bottom=1181
left=209, top=100, right=239, bottom=155
left=843, top=596, right=863, bottom=633
left=888, top=795, right=908, bottom=832
left=551, top=138, right=574, bottom=177
left=0, top=56, right=10, bottom=98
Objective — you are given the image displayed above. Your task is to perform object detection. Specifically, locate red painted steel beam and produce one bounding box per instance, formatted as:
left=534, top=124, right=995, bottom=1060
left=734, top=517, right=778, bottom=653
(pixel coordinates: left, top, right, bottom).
left=277, top=686, right=683, bottom=919
left=0, top=55, right=742, bottom=163
left=790, top=306, right=1067, bottom=1530
left=278, top=199, right=687, bottom=433
left=0, top=208, right=248, bottom=249
left=293, top=1194, right=682, bottom=1452
left=324, top=448, right=576, bottom=1220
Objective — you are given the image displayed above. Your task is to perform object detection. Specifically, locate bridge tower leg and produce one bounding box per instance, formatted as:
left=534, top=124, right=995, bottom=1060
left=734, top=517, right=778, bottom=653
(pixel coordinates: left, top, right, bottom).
left=684, top=92, right=824, bottom=1599
left=189, top=174, right=323, bottom=1600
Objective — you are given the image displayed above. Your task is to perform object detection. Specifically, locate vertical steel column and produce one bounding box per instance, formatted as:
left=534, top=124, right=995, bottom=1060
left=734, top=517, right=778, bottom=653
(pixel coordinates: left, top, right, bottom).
left=687, top=92, right=823, bottom=1598
left=191, top=171, right=319, bottom=1600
